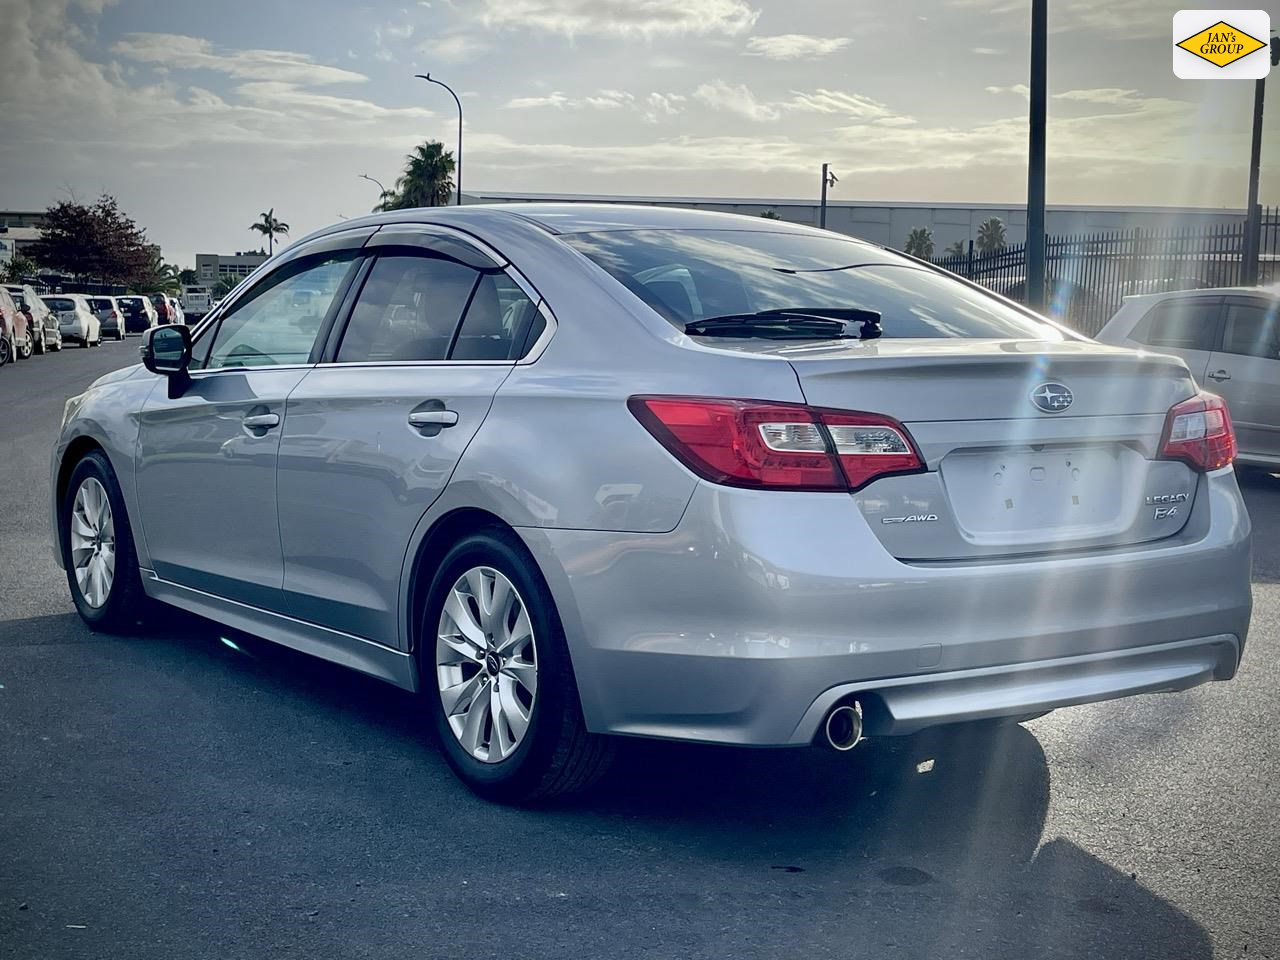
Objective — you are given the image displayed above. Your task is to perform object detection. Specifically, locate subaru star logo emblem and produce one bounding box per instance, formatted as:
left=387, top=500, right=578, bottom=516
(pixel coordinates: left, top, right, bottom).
left=1030, top=382, right=1073, bottom=413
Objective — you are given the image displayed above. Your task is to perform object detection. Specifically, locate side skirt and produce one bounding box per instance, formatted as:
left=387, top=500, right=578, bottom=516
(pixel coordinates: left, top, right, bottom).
left=140, top=570, right=420, bottom=692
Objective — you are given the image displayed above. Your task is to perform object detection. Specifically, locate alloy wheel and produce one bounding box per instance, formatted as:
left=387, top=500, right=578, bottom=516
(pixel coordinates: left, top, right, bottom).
left=436, top=566, right=538, bottom=763
left=69, top=477, right=116, bottom=608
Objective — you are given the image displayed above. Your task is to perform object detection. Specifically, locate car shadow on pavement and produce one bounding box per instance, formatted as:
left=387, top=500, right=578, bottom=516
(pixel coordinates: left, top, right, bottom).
left=0, top=609, right=1213, bottom=959
left=1239, top=467, right=1280, bottom=583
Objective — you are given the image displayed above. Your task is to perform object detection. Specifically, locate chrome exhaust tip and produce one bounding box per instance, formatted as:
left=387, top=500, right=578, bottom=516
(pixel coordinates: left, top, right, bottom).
left=824, top=702, right=864, bottom=751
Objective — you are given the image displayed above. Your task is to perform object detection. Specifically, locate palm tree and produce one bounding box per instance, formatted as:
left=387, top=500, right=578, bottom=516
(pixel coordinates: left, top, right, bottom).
left=903, top=227, right=934, bottom=259
left=249, top=208, right=290, bottom=256
left=377, top=141, right=456, bottom=210
left=944, top=240, right=968, bottom=258
left=976, top=217, right=1007, bottom=255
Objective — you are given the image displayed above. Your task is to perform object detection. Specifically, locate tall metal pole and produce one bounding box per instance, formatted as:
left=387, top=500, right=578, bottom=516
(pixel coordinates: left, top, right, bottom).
left=415, top=74, right=463, bottom=205
left=820, top=163, right=830, bottom=229
left=1242, top=76, right=1265, bottom=285
left=1025, top=0, right=1048, bottom=311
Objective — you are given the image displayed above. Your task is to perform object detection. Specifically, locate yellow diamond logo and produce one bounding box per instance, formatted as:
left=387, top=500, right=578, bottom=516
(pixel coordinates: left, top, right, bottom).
left=1176, top=21, right=1267, bottom=68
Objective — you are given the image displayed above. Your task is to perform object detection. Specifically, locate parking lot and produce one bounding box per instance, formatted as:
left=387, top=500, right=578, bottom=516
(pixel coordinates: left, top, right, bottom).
left=1, top=340, right=1277, bottom=959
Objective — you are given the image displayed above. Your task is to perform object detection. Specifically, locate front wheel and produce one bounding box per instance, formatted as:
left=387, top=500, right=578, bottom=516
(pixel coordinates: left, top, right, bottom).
left=16, top=335, right=31, bottom=360
left=0, top=334, right=11, bottom=366
left=422, top=528, right=613, bottom=803
left=60, top=451, right=150, bottom=632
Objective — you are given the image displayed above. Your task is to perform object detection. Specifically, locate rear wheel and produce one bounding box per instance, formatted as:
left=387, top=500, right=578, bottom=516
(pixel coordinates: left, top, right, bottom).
left=60, top=451, right=150, bottom=632
left=421, top=528, right=613, bottom=803
left=16, top=333, right=31, bottom=360
left=0, top=333, right=11, bottom=366
left=33, top=329, right=45, bottom=355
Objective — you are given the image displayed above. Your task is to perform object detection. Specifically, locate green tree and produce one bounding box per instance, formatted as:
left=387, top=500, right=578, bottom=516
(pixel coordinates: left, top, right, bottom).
left=976, top=217, right=1007, bottom=255
left=249, top=208, right=290, bottom=256
left=903, top=227, right=935, bottom=259
left=212, top=274, right=242, bottom=299
left=28, top=194, right=152, bottom=285
left=178, top=268, right=198, bottom=286
left=376, top=141, right=456, bottom=210
left=759, top=209, right=782, bottom=220
left=2, top=252, right=38, bottom=283
left=943, top=240, right=968, bottom=258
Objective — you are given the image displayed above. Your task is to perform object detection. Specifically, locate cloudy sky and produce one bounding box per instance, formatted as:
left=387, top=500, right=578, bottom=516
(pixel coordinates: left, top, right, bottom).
left=1, top=0, right=1276, bottom=266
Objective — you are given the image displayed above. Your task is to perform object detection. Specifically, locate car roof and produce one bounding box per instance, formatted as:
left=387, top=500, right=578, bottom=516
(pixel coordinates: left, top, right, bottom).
left=303, top=202, right=866, bottom=244
left=1124, top=284, right=1280, bottom=305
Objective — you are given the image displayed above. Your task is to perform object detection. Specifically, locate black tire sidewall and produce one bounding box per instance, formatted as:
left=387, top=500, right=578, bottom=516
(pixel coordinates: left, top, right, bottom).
left=60, top=451, right=144, bottom=631
left=420, top=529, right=579, bottom=800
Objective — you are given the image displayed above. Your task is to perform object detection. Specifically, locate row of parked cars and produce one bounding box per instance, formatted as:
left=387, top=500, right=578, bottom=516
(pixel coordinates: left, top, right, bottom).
left=0, top=286, right=187, bottom=367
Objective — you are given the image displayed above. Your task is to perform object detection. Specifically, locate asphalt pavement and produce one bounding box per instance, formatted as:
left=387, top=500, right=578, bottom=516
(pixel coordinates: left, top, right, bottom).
left=1, top=340, right=1277, bottom=959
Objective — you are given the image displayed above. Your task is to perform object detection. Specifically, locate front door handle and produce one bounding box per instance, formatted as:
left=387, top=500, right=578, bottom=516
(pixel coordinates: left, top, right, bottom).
left=1206, top=369, right=1231, bottom=382
left=408, top=410, right=459, bottom=428
left=241, top=413, right=281, bottom=429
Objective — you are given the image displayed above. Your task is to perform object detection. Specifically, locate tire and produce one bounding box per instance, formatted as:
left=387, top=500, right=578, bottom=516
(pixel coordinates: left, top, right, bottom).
left=420, top=527, right=614, bottom=803
left=81, top=335, right=90, bottom=348
left=33, top=330, right=45, bottom=355
left=59, top=450, right=150, bottom=633
left=16, top=334, right=31, bottom=360
left=0, top=333, right=11, bottom=366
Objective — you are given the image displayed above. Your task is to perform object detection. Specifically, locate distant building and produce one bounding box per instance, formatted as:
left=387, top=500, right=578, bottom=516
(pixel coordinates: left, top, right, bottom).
left=195, top=251, right=269, bottom=284
left=464, top=192, right=1248, bottom=252
left=0, top=211, right=47, bottom=229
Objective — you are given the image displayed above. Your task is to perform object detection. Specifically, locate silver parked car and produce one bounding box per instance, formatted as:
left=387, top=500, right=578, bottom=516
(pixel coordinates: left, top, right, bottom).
left=44, top=293, right=102, bottom=347
left=52, top=205, right=1252, bottom=802
left=1096, top=286, right=1279, bottom=470
left=86, top=296, right=126, bottom=340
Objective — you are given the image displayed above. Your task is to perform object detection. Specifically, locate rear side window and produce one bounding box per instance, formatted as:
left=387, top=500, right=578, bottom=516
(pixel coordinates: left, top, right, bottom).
left=1220, top=300, right=1279, bottom=360
left=451, top=272, right=540, bottom=360
left=563, top=229, right=1062, bottom=341
left=336, top=255, right=477, bottom=363
left=1134, top=298, right=1220, bottom=352
left=335, top=254, right=543, bottom=363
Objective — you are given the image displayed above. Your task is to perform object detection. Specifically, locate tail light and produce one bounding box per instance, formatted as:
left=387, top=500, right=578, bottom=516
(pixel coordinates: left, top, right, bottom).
left=628, top=396, right=923, bottom=491
left=1158, top=392, right=1236, bottom=472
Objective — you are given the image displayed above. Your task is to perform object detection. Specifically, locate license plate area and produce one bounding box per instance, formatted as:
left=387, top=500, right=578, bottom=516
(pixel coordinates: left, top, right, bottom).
left=939, top=445, right=1142, bottom=546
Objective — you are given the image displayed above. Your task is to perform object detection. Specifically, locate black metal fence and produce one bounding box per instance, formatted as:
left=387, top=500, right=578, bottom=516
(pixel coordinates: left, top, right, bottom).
left=927, top=207, right=1280, bottom=336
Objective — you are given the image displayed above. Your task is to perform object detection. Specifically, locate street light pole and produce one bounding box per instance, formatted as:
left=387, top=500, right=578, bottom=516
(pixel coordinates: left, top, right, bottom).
left=819, top=163, right=838, bottom=229
left=415, top=73, right=463, bottom=206
left=1025, top=0, right=1048, bottom=312
left=359, top=173, right=387, bottom=195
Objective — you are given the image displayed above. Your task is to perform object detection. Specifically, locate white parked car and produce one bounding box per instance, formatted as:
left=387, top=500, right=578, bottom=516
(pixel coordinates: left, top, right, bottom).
left=43, top=294, right=102, bottom=348
left=1096, top=286, right=1280, bottom=469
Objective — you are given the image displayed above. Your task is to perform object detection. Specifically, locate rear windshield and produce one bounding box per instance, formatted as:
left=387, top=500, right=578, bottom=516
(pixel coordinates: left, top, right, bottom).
left=119, top=298, right=145, bottom=314
left=88, top=298, right=112, bottom=310
left=562, top=229, right=1063, bottom=341
left=45, top=297, right=75, bottom=311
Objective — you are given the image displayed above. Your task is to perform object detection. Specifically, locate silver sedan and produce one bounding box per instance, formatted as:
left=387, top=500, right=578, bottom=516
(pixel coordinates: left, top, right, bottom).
left=51, top=205, right=1252, bottom=802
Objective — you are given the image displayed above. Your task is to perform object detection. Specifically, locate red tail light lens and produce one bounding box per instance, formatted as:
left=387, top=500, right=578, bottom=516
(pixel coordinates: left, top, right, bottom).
left=1158, top=392, right=1236, bottom=472
left=628, top=396, right=923, bottom=491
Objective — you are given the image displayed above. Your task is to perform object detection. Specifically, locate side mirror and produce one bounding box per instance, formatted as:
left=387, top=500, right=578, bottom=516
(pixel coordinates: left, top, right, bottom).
left=140, top=324, right=191, bottom=375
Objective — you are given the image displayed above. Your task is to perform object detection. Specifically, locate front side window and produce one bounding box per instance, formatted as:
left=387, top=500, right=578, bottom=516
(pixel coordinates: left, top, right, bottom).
left=336, top=255, right=477, bottom=363
left=1137, top=298, right=1220, bottom=352
left=563, top=229, right=1063, bottom=341
left=199, top=253, right=355, bottom=370
left=1220, top=300, right=1279, bottom=360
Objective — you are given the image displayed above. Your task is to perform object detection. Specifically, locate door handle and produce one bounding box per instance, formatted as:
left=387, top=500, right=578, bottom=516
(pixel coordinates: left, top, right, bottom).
left=241, top=413, right=280, bottom=429
left=1206, top=370, right=1231, bottom=382
left=408, top=410, right=459, bottom=428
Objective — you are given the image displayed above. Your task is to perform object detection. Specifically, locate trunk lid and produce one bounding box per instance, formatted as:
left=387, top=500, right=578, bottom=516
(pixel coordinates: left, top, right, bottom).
left=754, top=338, right=1200, bottom=560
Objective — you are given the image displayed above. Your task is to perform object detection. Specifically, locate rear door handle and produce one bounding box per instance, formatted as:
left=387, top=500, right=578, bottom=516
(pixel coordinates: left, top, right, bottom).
left=408, top=410, right=459, bottom=428
left=241, top=413, right=280, bottom=429
left=1206, top=370, right=1231, bottom=382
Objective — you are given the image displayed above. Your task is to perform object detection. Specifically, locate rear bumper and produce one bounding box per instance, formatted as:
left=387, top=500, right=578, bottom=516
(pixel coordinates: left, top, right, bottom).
left=518, top=468, right=1252, bottom=746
